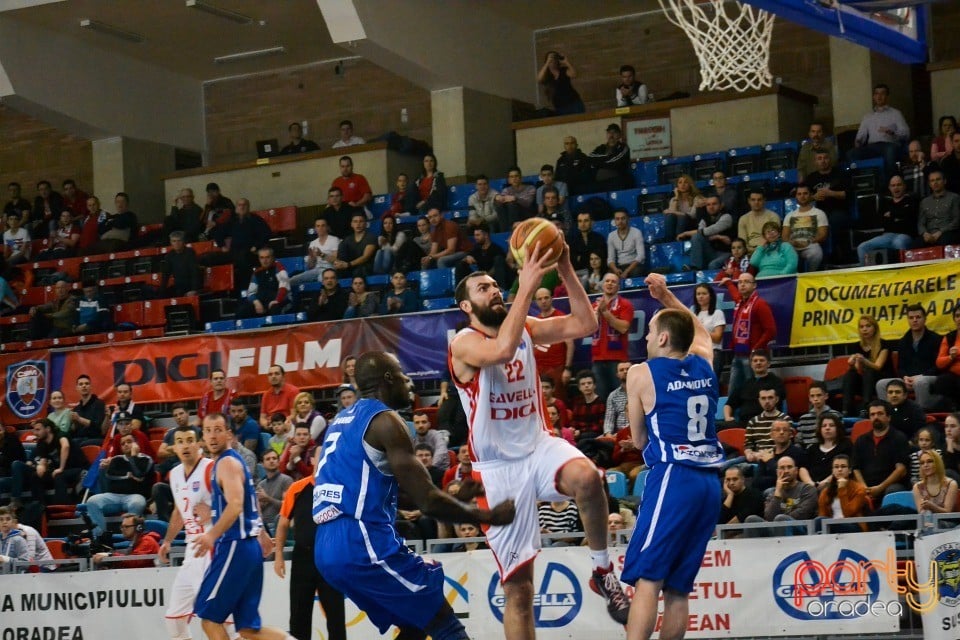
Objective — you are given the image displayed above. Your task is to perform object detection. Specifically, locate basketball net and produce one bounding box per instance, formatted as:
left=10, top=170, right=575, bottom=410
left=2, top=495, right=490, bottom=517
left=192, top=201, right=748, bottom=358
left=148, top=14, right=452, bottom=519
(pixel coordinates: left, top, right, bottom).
left=658, top=0, right=775, bottom=93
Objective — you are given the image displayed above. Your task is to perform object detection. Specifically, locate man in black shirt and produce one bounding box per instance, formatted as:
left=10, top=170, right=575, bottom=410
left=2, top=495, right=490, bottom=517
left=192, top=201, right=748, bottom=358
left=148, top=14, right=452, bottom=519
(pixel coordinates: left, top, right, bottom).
left=725, top=350, right=785, bottom=424
left=13, top=418, right=86, bottom=505
left=856, top=175, right=917, bottom=264
left=555, top=136, right=593, bottom=196
left=321, top=187, right=361, bottom=239
left=852, top=400, right=909, bottom=500
left=567, top=211, right=607, bottom=276
left=308, top=268, right=349, bottom=322
left=71, top=374, right=107, bottom=441
left=875, top=304, right=942, bottom=410
left=718, top=466, right=764, bottom=526
left=279, top=122, right=320, bottom=155
left=885, top=378, right=926, bottom=440
left=161, top=231, right=201, bottom=297
left=804, top=150, right=850, bottom=261
left=587, top=124, right=633, bottom=192
left=202, top=197, right=271, bottom=293
left=454, top=223, right=511, bottom=289
left=162, top=188, right=204, bottom=243
left=4, top=182, right=31, bottom=223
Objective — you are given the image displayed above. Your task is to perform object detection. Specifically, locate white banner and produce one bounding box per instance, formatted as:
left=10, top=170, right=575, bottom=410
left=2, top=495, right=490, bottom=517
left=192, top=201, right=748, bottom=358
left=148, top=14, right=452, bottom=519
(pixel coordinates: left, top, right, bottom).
left=0, top=534, right=902, bottom=640
left=915, top=530, right=960, bottom=640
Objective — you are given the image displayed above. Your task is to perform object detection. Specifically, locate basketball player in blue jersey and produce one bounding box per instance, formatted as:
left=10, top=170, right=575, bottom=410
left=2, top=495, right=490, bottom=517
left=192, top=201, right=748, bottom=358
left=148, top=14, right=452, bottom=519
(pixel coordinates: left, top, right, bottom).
left=193, top=413, right=295, bottom=640
left=313, top=351, right=516, bottom=640
left=623, top=273, right=725, bottom=640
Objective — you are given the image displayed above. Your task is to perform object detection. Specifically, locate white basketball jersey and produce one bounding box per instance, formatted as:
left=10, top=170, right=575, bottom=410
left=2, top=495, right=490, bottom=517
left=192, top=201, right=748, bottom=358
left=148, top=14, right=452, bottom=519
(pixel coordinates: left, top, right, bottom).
left=450, top=325, right=549, bottom=463
left=169, top=458, right=214, bottom=542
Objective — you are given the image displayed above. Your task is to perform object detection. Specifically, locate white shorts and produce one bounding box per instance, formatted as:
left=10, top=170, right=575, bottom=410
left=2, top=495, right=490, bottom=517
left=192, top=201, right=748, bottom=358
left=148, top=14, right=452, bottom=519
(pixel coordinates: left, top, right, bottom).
left=474, top=435, right=586, bottom=581
left=165, top=542, right=210, bottom=619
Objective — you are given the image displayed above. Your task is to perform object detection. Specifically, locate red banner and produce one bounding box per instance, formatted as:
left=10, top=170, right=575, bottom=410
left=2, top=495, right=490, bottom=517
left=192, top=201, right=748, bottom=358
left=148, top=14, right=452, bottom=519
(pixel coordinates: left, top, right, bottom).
left=1, top=350, right=51, bottom=425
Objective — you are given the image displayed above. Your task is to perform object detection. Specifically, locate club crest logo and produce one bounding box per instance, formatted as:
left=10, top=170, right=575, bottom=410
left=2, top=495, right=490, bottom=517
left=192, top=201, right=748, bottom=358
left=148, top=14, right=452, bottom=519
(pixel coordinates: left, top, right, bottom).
left=6, top=360, right=47, bottom=420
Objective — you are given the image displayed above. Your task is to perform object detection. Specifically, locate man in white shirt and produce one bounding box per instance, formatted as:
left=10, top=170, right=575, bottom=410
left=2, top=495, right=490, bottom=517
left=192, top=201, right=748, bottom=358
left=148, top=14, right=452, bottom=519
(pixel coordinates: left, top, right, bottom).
left=606, top=209, right=644, bottom=278
left=331, top=119, right=365, bottom=149
left=467, top=175, right=500, bottom=232
left=3, top=212, right=31, bottom=266
left=848, top=83, right=910, bottom=179
left=289, top=218, right=340, bottom=288
left=782, top=184, right=829, bottom=271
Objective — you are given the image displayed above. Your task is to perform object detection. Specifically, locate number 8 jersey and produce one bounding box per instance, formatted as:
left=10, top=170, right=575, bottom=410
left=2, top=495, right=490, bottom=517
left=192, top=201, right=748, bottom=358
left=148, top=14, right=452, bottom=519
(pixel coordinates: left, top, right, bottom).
left=643, top=354, right=724, bottom=469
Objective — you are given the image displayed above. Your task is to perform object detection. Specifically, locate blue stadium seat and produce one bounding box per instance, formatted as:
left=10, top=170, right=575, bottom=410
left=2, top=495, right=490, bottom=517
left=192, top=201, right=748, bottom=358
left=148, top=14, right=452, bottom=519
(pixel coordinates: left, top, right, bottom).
left=368, top=219, right=382, bottom=236
left=727, top=145, right=763, bottom=175
left=338, top=278, right=353, bottom=289
left=422, top=297, right=455, bottom=311
left=369, top=194, right=391, bottom=218
left=692, top=151, right=726, bottom=181
left=776, top=169, right=800, bottom=187
left=658, top=154, right=694, bottom=184
left=593, top=219, right=614, bottom=236
left=490, top=232, right=510, bottom=251
left=205, top=319, right=237, bottom=333
left=259, top=432, right=271, bottom=454
left=881, top=491, right=916, bottom=510
left=573, top=192, right=611, bottom=211
left=280, top=256, right=305, bottom=275
left=637, top=185, right=673, bottom=215
left=448, top=209, right=471, bottom=221
left=608, top=188, right=642, bottom=216
left=298, top=281, right=324, bottom=295
left=715, top=396, right=727, bottom=420
left=696, top=269, right=720, bottom=283
left=419, top=268, right=456, bottom=298
left=144, top=519, right=168, bottom=538
left=632, top=160, right=660, bottom=187
left=489, top=177, right=507, bottom=191
left=783, top=198, right=799, bottom=216
left=767, top=199, right=785, bottom=218
left=605, top=471, right=628, bottom=499
left=621, top=277, right=646, bottom=290
left=448, top=184, right=475, bottom=209
left=632, top=468, right=649, bottom=497
left=641, top=214, right=667, bottom=244
left=366, top=274, right=390, bottom=288
left=648, top=241, right=686, bottom=273
left=405, top=271, right=422, bottom=285
left=763, top=141, right=799, bottom=172
left=664, top=271, right=695, bottom=285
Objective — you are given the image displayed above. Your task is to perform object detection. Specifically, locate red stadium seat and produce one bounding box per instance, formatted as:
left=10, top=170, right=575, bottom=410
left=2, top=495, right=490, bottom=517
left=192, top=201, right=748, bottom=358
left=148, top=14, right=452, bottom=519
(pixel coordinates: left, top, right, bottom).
left=900, top=247, right=944, bottom=263
left=204, top=264, right=234, bottom=293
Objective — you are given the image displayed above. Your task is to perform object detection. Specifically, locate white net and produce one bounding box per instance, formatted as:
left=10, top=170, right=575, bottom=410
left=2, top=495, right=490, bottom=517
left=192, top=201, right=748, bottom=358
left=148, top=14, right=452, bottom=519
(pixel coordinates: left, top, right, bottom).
left=658, top=0, right=776, bottom=93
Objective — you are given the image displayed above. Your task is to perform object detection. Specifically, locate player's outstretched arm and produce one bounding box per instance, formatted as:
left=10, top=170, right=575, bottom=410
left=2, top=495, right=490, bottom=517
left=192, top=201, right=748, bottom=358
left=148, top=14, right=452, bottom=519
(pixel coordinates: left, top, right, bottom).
left=645, top=273, right=713, bottom=361
left=368, top=412, right=515, bottom=526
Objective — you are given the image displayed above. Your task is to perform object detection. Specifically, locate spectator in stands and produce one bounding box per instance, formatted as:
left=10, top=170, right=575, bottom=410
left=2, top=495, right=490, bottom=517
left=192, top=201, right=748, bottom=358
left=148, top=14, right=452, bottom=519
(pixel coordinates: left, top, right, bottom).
left=913, top=450, right=957, bottom=519
left=943, top=414, right=960, bottom=483
left=343, top=276, right=379, bottom=319
left=588, top=123, right=633, bottom=192
left=78, top=196, right=102, bottom=255
left=909, top=427, right=942, bottom=486
left=389, top=172, right=420, bottom=218
left=0, top=273, right=17, bottom=315
left=727, top=350, right=785, bottom=426
left=455, top=223, right=510, bottom=289
left=708, top=171, right=738, bottom=215
left=570, top=370, right=606, bottom=444
left=737, top=189, right=780, bottom=255
left=749, top=221, right=798, bottom=277
left=336, top=383, right=357, bottom=410
left=201, top=183, right=234, bottom=239
left=236, top=247, right=290, bottom=319
left=714, top=238, right=750, bottom=282
left=331, top=119, right=365, bottom=149
left=494, top=166, right=536, bottom=229
left=804, top=150, right=851, bottom=262
left=753, top=420, right=810, bottom=492
left=718, top=465, right=764, bottom=526
left=259, top=365, right=299, bottom=430
left=332, top=155, right=373, bottom=211
left=266, top=413, right=293, bottom=457
left=537, top=50, right=584, bottom=115
left=876, top=304, right=942, bottom=410
left=885, top=379, right=925, bottom=441
left=308, top=268, right=349, bottom=322
left=91, top=513, right=160, bottom=569
left=46, top=390, right=71, bottom=438
left=36, top=210, right=80, bottom=260
left=207, top=197, right=272, bottom=293
left=853, top=400, right=910, bottom=500
left=373, top=215, right=406, bottom=274
left=0, top=506, right=33, bottom=569
left=848, top=83, right=910, bottom=179
left=379, top=271, right=419, bottom=315
left=609, top=422, right=644, bottom=486
left=744, top=456, right=817, bottom=536
left=856, top=175, right=916, bottom=264
left=939, top=132, right=960, bottom=194
left=581, top=252, right=607, bottom=294
left=93, top=192, right=137, bottom=254
left=548, top=405, right=575, bottom=444
left=71, top=374, right=106, bottom=441
left=289, top=217, right=339, bottom=289
left=538, top=500, right=582, bottom=546
left=930, top=115, right=957, bottom=164
left=541, top=187, right=569, bottom=229
left=411, top=411, right=449, bottom=472
left=154, top=404, right=199, bottom=484
left=722, top=275, right=777, bottom=403
left=85, top=433, right=154, bottom=539
left=742, top=386, right=790, bottom=460
left=591, top=273, right=633, bottom=400
left=602, top=361, right=630, bottom=435
left=466, top=175, right=499, bottom=232
left=796, top=381, right=829, bottom=446
left=160, top=231, right=200, bottom=297
left=0, top=424, right=26, bottom=498
left=442, top=445, right=473, bottom=489
left=683, top=195, right=734, bottom=271
left=841, top=314, right=892, bottom=416
left=29, top=180, right=64, bottom=239
left=333, top=212, right=377, bottom=278
left=11, top=418, right=86, bottom=506
left=162, top=188, right=204, bottom=243
left=73, top=280, right=110, bottom=335
left=615, top=64, right=648, bottom=106
left=918, top=169, right=960, bottom=246
left=413, top=443, right=444, bottom=487
left=806, top=412, right=851, bottom=489
left=3, top=211, right=31, bottom=267
left=279, top=121, right=319, bottom=155
left=225, top=399, right=261, bottom=459
left=256, top=449, right=292, bottom=535
left=422, top=207, right=470, bottom=269
left=531, top=288, right=574, bottom=399
left=321, top=186, right=361, bottom=240
left=415, top=153, right=447, bottom=213
left=817, top=454, right=868, bottom=533
left=555, top=136, right=592, bottom=196
left=28, top=279, right=75, bottom=339
left=797, top=122, right=838, bottom=179
left=568, top=211, right=607, bottom=277
left=902, top=140, right=933, bottom=198
left=692, top=283, right=726, bottom=380
left=606, top=209, right=644, bottom=278
left=536, top=165, right=568, bottom=214
left=4, top=182, right=30, bottom=223
left=664, top=174, right=706, bottom=240
left=290, top=392, right=326, bottom=441
left=109, top=383, right=145, bottom=433
left=197, top=369, right=234, bottom=422
left=933, top=305, right=960, bottom=404
left=781, top=184, right=828, bottom=271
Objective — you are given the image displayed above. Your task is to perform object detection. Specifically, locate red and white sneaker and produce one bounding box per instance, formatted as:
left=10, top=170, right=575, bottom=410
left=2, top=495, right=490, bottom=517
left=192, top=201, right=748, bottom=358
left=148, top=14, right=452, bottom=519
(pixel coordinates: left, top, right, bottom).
left=589, top=564, right=631, bottom=625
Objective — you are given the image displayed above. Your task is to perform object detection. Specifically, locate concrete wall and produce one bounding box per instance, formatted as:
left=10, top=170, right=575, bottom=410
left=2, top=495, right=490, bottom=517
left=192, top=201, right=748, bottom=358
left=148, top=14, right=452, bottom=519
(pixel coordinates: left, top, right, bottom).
left=931, top=66, right=960, bottom=134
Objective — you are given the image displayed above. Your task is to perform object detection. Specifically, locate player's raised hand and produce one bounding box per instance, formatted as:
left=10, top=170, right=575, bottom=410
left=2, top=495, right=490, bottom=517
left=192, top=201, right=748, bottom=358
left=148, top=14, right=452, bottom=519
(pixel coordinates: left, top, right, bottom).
left=644, top=273, right=668, bottom=300
left=518, top=243, right=553, bottom=289
left=480, top=499, right=516, bottom=526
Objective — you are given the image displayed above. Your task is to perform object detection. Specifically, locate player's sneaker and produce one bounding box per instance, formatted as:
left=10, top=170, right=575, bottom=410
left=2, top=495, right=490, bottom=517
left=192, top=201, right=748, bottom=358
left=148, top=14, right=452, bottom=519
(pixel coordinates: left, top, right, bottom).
left=590, top=565, right=630, bottom=625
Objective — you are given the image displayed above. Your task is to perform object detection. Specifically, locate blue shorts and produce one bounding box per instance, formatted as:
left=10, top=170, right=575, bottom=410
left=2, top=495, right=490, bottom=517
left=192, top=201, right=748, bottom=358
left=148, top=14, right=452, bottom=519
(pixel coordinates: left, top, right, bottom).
left=315, top=517, right=446, bottom=634
left=621, top=463, right=721, bottom=594
left=194, top=537, right=263, bottom=630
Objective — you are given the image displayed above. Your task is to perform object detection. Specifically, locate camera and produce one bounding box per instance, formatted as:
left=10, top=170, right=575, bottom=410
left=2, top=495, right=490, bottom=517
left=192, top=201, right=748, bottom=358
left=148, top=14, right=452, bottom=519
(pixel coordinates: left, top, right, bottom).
left=63, top=512, right=114, bottom=558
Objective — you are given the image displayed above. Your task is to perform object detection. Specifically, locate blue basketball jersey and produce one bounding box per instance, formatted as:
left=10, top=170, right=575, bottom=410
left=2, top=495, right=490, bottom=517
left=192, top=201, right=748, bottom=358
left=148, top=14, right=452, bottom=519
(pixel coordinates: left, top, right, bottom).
left=312, top=398, right=396, bottom=526
left=211, top=448, right=262, bottom=540
left=643, top=354, right=724, bottom=469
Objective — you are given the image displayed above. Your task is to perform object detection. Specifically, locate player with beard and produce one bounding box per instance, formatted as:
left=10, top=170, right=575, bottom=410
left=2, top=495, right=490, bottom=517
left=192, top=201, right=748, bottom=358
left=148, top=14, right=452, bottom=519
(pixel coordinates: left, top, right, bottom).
left=449, top=243, right=630, bottom=640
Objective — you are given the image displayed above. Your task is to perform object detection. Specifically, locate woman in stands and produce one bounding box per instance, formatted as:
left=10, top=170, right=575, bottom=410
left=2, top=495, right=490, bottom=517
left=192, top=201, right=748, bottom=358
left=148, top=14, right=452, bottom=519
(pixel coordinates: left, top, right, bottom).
left=290, top=391, right=327, bottom=442
left=930, top=115, right=957, bottom=164
left=580, top=252, right=607, bottom=294
left=909, top=427, right=942, bottom=485
left=912, top=449, right=958, bottom=517
left=749, top=221, right=798, bottom=277
left=691, top=283, right=726, bottom=380
left=944, top=414, right=960, bottom=484
left=663, top=174, right=705, bottom=240
left=46, top=390, right=72, bottom=438
left=817, top=454, right=869, bottom=532
left=373, top=215, right=407, bottom=274
left=537, top=50, right=585, bottom=116
left=841, top=314, right=893, bottom=417
left=806, top=412, right=851, bottom=490
left=343, top=276, right=379, bottom=319
left=415, top=154, right=447, bottom=214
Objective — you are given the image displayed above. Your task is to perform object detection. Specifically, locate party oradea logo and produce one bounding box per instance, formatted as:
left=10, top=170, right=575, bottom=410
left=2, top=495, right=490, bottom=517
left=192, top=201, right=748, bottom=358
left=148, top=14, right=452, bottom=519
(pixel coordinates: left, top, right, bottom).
left=6, top=360, right=47, bottom=420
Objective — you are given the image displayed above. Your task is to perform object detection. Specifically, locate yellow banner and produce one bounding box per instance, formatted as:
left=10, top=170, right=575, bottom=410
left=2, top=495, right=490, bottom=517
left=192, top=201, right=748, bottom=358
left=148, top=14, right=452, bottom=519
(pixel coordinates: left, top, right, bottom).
left=790, top=261, right=960, bottom=347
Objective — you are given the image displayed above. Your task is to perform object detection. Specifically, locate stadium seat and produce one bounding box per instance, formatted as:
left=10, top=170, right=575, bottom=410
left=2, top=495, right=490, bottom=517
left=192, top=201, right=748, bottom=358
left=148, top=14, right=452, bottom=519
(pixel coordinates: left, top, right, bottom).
left=632, top=160, right=659, bottom=187
left=881, top=491, right=915, bottom=510
left=254, top=206, right=298, bottom=235
left=369, top=194, right=391, bottom=218
left=605, top=471, right=628, bottom=499
left=637, top=185, right=673, bottom=215
left=766, top=199, right=785, bottom=218
left=448, top=184, right=475, bottom=209
left=419, top=268, right=455, bottom=298
left=593, top=219, right=615, bottom=236
left=783, top=376, right=813, bottom=418
left=945, top=245, right=960, bottom=260
left=658, top=155, right=693, bottom=184
left=632, top=469, right=649, bottom=497
left=648, top=241, right=686, bottom=273
left=717, top=427, right=745, bottom=456
left=422, top=297, right=455, bottom=311
left=641, top=214, right=667, bottom=244
left=490, top=232, right=510, bottom=251
left=204, top=265, right=234, bottom=293
left=280, top=256, right=305, bottom=275
left=81, top=445, right=101, bottom=465
left=608, top=188, right=641, bottom=216
left=727, top=145, right=763, bottom=175
left=850, top=419, right=873, bottom=441
left=762, top=141, right=798, bottom=171
left=621, top=277, right=646, bottom=291
left=692, top=151, right=726, bottom=181
left=715, top=396, right=728, bottom=420
left=205, top=319, right=237, bottom=333
left=664, top=271, right=695, bottom=285
left=696, top=269, right=720, bottom=283
left=901, top=247, right=944, bottom=263
left=113, top=301, right=145, bottom=327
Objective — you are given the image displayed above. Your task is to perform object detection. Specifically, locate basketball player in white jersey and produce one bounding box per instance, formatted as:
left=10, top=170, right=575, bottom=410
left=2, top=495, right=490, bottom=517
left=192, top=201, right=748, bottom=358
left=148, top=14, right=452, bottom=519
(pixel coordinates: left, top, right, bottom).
left=449, top=243, right=631, bottom=640
left=158, top=424, right=238, bottom=640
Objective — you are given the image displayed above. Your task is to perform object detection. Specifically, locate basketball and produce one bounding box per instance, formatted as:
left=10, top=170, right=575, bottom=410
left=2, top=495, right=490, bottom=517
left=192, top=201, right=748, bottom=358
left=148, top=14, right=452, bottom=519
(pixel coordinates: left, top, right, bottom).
left=509, top=218, right=564, bottom=268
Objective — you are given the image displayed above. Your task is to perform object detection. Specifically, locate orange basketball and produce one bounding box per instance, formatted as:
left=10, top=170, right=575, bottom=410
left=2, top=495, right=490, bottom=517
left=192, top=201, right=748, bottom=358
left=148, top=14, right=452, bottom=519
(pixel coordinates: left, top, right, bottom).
left=509, top=218, right=564, bottom=268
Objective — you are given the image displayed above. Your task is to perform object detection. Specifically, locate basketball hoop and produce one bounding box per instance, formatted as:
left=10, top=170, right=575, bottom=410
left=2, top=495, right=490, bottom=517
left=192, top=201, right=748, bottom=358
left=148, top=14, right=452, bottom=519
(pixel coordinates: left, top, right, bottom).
left=658, top=0, right=776, bottom=92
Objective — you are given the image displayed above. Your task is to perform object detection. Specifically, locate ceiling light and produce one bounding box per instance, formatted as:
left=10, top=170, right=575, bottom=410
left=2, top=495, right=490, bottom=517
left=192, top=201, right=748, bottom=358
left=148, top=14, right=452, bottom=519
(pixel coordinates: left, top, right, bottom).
left=186, top=0, right=253, bottom=25
left=79, top=19, right=144, bottom=43
left=214, top=46, right=286, bottom=64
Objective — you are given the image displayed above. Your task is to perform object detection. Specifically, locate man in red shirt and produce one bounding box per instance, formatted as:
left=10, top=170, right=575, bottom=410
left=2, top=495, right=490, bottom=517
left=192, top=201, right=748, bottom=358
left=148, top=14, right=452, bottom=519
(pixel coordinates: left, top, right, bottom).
left=421, top=208, right=471, bottom=268
left=722, top=273, right=777, bottom=405
left=259, top=364, right=300, bottom=428
left=197, top=368, right=235, bottom=421
left=91, top=513, right=160, bottom=569
left=591, top=273, right=633, bottom=400
left=61, top=180, right=89, bottom=219
left=331, top=156, right=372, bottom=210
left=532, top=287, right=573, bottom=400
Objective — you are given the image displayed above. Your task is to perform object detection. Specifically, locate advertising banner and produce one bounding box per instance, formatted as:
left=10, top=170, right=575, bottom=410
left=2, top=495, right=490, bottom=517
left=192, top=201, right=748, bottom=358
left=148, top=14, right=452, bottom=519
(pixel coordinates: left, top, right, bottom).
left=625, top=117, right=672, bottom=159
left=915, top=529, right=960, bottom=640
